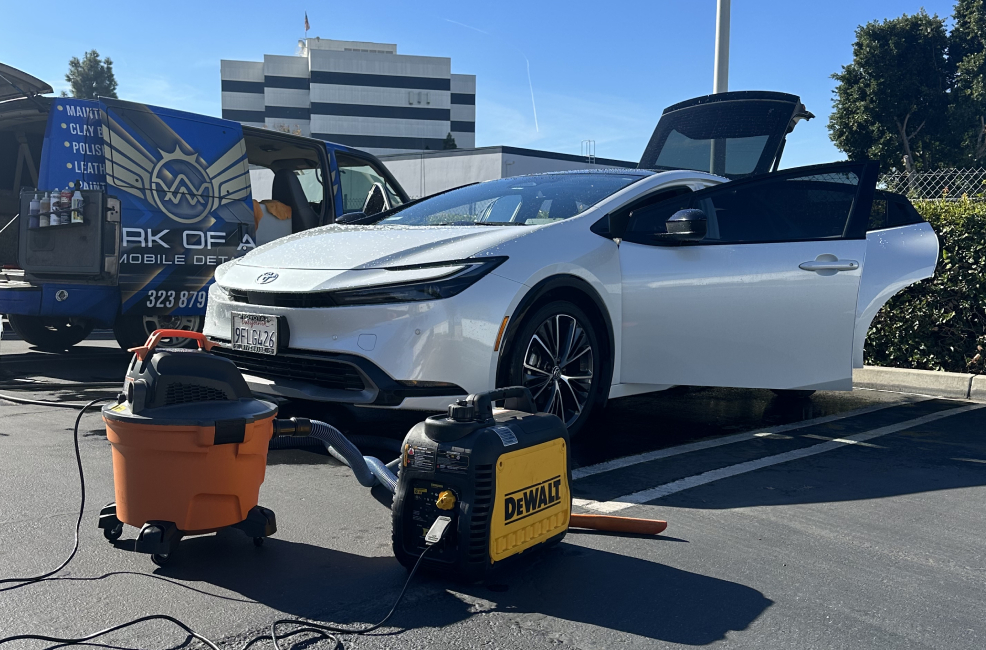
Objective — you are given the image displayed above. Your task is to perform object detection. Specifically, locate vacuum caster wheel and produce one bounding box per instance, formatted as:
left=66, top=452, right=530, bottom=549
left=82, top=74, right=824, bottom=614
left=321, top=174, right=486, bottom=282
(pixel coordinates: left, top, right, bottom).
left=253, top=537, right=264, bottom=547
left=151, top=553, right=172, bottom=567
left=103, top=523, right=124, bottom=542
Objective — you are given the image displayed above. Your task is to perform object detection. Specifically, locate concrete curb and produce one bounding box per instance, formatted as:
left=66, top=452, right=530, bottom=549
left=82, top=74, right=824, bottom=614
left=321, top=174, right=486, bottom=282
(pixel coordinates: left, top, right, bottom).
left=853, top=366, right=985, bottom=401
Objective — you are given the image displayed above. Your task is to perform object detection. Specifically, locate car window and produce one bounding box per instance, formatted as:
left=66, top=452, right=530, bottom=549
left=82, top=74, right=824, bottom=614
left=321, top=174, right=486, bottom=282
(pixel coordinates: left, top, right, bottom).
left=378, top=173, right=644, bottom=227
left=705, top=170, right=859, bottom=243
left=626, top=193, right=694, bottom=236
left=868, top=192, right=925, bottom=231
left=295, top=167, right=324, bottom=205
left=336, top=152, right=404, bottom=214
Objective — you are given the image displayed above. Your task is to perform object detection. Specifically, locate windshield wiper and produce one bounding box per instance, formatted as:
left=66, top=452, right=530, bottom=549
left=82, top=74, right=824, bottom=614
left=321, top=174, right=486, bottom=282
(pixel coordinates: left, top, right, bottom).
left=473, top=221, right=526, bottom=226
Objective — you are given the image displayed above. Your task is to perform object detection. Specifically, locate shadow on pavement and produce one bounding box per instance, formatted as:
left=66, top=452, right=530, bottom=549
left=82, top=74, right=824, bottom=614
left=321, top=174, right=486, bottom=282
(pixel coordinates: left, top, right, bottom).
left=161, top=532, right=770, bottom=645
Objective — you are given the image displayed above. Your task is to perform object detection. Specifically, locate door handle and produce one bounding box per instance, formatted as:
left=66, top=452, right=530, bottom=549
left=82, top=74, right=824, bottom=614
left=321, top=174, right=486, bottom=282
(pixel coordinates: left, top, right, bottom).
left=799, top=260, right=859, bottom=272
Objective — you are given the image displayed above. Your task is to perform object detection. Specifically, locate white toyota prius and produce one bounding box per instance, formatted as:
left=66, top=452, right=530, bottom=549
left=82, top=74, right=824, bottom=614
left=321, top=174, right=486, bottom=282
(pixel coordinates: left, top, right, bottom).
left=205, top=91, right=939, bottom=435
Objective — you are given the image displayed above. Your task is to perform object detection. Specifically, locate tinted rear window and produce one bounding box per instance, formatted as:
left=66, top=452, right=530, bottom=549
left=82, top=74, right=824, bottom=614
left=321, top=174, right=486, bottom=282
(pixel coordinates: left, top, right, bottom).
left=639, top=100, right=795, bottom=178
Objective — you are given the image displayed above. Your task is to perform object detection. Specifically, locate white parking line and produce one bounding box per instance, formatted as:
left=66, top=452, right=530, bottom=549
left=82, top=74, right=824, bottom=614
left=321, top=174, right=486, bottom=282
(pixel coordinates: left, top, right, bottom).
left=573, top=403, right=985, bottom=514
left=572, top=398, right=927, bottom=481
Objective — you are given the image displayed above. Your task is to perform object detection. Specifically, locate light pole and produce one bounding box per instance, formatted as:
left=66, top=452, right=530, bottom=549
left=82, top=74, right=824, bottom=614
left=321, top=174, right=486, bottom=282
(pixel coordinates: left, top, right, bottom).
left=713, top=0, right=730, bottom=93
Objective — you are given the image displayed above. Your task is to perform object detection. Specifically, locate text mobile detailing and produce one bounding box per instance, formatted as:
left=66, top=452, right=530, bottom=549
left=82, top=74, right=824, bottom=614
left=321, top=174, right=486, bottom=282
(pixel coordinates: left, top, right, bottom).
left=120, top=228, right=256, bottom=267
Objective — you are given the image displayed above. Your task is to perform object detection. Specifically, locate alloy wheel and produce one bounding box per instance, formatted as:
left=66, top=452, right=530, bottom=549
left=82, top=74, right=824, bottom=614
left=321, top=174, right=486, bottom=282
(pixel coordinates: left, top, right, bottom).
left=521, top=313, right=594, bottom=427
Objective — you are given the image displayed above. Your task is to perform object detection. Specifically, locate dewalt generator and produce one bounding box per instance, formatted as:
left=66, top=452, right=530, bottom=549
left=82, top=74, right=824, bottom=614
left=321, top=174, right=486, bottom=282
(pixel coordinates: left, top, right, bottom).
left=392, top=387, right=571, bottom=581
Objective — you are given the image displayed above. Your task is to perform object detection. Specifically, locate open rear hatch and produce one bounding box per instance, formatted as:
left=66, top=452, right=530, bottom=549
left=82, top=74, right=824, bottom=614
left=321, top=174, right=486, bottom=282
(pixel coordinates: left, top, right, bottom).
left=0, top=63, right=54, bottom=266
left=638, top=91, right=814, bottom=179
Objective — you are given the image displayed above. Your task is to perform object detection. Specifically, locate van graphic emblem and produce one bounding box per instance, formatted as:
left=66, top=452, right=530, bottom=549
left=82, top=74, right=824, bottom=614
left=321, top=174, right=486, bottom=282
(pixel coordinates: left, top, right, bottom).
left=101, top=106, right=251, bottom=224
left=149, top=147, right=215, bottom=224
left=256, top=272, right=279, bottom=284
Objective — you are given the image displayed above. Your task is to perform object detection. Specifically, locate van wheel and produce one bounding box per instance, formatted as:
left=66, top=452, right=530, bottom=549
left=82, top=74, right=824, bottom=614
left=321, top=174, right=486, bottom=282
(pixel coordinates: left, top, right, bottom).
left=113, top=314, right=202, bottom=350
left=505, top=301, right=602, bottom=438
left=7, top=315, right=94, bottom=351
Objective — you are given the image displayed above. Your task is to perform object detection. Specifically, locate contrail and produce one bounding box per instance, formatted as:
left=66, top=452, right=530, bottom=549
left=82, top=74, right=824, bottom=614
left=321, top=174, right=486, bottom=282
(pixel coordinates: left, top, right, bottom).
left=443, top=18, right=540, bottom=132
left=524, top=57, right=539, bottom=132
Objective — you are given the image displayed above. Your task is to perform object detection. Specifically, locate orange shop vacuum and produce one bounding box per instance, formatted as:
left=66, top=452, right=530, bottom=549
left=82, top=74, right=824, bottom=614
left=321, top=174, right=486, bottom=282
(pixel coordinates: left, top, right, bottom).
left=97, top=330, right=278, bottom=566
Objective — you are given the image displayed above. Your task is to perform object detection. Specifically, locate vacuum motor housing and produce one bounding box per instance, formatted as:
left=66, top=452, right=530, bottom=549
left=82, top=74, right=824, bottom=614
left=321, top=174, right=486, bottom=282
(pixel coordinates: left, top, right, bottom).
left=392, top=387, right=571, bottom=581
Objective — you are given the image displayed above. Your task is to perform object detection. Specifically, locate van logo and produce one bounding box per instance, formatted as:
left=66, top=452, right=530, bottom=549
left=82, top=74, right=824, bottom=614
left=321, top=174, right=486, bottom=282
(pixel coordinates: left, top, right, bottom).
left=503, top=476, right=562, bottom=524
left=256, top=272, right=279, bottom=284
left=102, top=107, right=251, bottom=225
left=149, top=147, right=216, bottom=224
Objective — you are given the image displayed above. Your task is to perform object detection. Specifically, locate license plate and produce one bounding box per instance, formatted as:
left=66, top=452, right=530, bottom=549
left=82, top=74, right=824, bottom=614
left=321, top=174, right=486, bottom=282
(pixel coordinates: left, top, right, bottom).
left=231, top=312, right=278, bottom=355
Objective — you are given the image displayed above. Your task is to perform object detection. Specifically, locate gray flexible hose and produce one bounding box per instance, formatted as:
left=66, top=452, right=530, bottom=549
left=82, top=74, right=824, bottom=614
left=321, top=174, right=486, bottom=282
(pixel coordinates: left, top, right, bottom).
left=308, top=420, right=398, bottom=493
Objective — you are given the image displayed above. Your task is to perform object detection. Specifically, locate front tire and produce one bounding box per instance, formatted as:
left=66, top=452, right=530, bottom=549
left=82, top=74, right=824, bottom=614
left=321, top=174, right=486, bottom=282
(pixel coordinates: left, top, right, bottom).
left=113, top=314, right=202, bottom=351
left=506, top=301, right=603, bottom=437
left=7, top=315, right=94, bottom=351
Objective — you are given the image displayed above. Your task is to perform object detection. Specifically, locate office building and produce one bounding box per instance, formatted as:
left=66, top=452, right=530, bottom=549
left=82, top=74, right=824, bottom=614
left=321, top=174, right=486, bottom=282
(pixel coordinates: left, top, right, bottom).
left=221, top=38, right=476, bottom=155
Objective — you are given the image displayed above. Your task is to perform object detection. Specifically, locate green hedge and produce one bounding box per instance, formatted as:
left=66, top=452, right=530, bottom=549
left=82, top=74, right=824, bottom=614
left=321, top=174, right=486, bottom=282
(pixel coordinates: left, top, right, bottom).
left=864, top=198, right=986, bottom=374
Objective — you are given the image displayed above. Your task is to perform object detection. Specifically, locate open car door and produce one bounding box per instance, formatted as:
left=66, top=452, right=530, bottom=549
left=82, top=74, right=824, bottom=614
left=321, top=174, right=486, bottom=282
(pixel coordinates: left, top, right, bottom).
left=638, top=91, right=814, bottom=179
left=620, top=161, right=879, bottom=392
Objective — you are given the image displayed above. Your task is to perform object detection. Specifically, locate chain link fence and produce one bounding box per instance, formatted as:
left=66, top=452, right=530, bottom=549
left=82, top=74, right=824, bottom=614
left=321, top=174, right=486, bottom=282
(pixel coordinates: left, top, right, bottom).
left=879, top=168, right=986, bottom=201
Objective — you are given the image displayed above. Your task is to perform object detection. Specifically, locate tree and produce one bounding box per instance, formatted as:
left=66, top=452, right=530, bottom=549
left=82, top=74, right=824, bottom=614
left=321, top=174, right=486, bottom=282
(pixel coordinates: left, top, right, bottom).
left=828, top=12, right=950, bottom=174
left=949, top=0, right=986, bottom=164
left=442, top=132, right=458, bottom=150
left=64, top=50, right=118, bottom=100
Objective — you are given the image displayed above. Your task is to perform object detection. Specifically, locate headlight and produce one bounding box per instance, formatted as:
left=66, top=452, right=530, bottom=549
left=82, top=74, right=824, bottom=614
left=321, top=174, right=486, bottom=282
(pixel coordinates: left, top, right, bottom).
left=331, top=257, right=507, bottom=306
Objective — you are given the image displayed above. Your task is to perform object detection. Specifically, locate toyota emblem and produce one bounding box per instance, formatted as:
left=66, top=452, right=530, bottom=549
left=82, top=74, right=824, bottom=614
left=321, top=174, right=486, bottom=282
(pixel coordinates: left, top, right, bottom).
left=256, top=272, right=279, bottom=284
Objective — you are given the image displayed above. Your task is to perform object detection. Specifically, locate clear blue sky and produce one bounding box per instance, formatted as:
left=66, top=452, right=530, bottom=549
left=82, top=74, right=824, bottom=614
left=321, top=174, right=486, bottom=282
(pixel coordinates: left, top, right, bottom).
left=1, top=0, right=959, bottom=167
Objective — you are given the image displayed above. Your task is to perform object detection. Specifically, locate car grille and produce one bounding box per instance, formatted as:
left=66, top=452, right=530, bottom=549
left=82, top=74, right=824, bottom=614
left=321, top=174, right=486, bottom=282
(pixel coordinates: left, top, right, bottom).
left=212, top=346, right=366, bottom=391
left=227, top=289, right=337, bottom=309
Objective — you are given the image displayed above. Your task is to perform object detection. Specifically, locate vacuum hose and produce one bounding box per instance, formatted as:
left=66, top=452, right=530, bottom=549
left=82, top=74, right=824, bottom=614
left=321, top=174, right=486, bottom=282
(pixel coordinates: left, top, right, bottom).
left=273, top=418, right=398, bottom=492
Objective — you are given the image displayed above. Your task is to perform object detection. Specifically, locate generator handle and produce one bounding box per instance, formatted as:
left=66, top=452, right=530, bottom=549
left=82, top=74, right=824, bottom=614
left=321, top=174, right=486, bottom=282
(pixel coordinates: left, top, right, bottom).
left=129, top=329, right=216, bottom=361
left=476, top=386, right=536, bottom=417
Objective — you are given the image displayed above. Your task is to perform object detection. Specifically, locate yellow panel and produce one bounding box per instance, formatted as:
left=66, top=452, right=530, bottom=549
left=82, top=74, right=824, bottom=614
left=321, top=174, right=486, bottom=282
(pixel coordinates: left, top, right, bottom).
left=490, top=438, right=570, bottom=563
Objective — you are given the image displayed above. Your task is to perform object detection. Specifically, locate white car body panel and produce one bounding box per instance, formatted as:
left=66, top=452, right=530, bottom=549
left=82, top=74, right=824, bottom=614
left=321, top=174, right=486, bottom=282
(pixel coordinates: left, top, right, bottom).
left=852, top=222, right=939, bottom=368
left=620, top=239, right=867, bottom=391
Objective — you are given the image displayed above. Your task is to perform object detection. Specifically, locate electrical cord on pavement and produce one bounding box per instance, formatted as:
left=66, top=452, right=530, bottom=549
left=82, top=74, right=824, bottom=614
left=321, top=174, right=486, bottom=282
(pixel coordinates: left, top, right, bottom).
left=240, top=542, right=437, bottom=650
left=0, top=545, right=437, bottom=650
left=0, top=390, right=445, bottom=648
left=0, top=392, right=103, bottom=409
left=0, top=398, right=112, bottom=592
left=0, top=614, right=221, bottom=650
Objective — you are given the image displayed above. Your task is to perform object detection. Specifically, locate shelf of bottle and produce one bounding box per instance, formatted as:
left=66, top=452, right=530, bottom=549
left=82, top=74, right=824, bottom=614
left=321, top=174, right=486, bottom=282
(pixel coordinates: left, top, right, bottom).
left=28, top=220, right=86, bottom=230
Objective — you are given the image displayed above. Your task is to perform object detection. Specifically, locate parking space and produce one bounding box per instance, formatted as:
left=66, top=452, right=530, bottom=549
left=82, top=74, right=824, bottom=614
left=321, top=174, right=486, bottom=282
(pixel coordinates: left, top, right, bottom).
left=1, top=341, right=985, bottom=649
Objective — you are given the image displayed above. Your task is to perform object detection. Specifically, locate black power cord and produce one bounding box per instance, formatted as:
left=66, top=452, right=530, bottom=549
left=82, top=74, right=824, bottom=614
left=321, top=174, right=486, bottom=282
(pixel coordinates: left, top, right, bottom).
left=242, top=543, right=436, bottom=650
left=0, top=546, right=437, bottom=650
left=0, top=397, right=112, bottom=592
left=0, top=394, right=446, bottom=649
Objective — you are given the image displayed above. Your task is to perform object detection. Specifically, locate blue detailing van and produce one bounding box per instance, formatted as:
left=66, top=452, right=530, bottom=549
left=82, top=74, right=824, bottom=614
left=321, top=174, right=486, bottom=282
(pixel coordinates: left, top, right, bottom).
left=0, top=63, right=408, bottom=350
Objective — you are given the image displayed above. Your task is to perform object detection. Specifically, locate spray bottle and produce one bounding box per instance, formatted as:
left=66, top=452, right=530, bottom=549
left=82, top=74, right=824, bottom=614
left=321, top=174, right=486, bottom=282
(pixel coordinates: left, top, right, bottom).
left=39, top=192, right=50, bottom=228
left=49, top=188, right=60, bottom=226
left=71, top=183, right=84, bottom=224
left=29, top=193, right=40, bottom=229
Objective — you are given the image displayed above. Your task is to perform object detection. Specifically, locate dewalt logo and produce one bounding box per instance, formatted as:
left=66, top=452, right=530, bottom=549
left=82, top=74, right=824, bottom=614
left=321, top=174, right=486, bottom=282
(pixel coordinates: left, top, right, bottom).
left=503, top=475, right=563, bottom=524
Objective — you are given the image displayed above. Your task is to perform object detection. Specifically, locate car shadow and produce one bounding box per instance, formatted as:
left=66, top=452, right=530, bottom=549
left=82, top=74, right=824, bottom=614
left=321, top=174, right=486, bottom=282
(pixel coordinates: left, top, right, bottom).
left=159, top=533, right=770, bottom=645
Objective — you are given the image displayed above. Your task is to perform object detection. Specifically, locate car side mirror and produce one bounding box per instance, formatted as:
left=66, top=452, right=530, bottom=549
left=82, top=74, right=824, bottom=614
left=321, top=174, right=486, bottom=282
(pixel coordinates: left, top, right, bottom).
left=655, top=208, right=707, bottom=243
left=362, top=182, right=391, bottom=216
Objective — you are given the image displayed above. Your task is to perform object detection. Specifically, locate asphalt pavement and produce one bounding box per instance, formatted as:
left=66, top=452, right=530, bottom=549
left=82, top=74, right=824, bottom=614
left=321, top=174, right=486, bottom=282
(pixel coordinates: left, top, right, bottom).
left=1, top=336, right=984, bottom=649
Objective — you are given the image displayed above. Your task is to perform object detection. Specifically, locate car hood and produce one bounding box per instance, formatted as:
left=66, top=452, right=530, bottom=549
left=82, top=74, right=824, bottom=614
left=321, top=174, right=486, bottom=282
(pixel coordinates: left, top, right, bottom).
left=236, top=224, right=531, bottom=271
left=218, top=223, right=534, bottom=293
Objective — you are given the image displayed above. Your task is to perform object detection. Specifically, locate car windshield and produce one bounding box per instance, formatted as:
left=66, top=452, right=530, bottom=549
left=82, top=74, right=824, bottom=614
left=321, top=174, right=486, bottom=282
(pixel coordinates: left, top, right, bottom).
left=377, top=173, right=644, bottom=226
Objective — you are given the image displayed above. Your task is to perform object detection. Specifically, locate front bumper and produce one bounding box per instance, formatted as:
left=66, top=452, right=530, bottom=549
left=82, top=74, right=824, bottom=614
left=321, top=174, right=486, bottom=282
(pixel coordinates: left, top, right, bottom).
left=203, top=273, right=523, bottom=410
